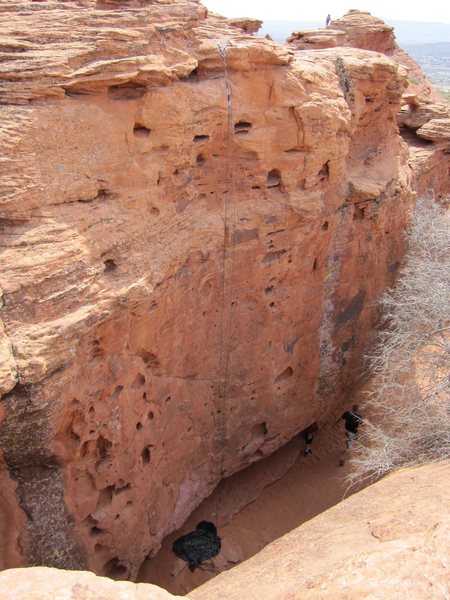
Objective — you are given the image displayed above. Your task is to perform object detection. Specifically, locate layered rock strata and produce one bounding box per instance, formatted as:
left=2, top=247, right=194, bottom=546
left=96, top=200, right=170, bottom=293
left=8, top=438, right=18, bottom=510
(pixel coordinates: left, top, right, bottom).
left=288, top=10, right=450, bottom=199
left=0, top=1, right=417, bottom=578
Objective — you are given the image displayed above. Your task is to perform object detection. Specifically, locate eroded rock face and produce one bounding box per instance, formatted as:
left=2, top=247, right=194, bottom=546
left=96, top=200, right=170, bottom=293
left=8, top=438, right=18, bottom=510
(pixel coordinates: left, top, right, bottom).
left=1, top=462, right=448, bottom=599
left=290, top=10, right=444, bottom=104
left=287, top=11, right=450, bottom=202
left=0, top=0, right=417, bottom=578
left=416, top=118, right=450, bottom=143
left=189, top=461, right=450, bottom=600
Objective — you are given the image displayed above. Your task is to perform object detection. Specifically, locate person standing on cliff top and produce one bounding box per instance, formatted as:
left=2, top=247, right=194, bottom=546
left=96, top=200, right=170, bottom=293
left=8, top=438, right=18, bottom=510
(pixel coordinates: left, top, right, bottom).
left=326, top=14, right=332, bottom=27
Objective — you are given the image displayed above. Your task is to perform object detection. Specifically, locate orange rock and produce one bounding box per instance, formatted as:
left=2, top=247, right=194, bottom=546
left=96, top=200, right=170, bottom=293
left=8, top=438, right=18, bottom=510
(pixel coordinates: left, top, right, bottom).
left=416, top=118, right=450, bottom=143
left=0, top=462, right=447, bottom=599
left=0, top=566, right=180, bottom=599
left=189, top=461, right=450, bottom=600
left=0, top=0, right=446, bottom=580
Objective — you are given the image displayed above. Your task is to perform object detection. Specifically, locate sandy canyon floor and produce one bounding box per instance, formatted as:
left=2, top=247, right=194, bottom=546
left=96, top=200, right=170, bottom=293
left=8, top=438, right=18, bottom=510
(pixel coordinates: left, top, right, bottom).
left=139, top=406, right=360, bottom=595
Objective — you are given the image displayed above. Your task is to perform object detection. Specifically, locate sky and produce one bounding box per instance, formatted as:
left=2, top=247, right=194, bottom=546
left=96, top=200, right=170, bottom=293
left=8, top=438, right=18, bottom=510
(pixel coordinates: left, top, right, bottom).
left=202, top=0, right=450, bottom=24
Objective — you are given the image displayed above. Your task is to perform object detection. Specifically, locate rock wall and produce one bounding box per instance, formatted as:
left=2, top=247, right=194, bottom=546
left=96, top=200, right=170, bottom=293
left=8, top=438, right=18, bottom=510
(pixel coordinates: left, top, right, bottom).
left=0, top=1, right=418, bottom=578
left=289, top=10, right=450, bottom=200
left=1, top=461, right=448, bottom=599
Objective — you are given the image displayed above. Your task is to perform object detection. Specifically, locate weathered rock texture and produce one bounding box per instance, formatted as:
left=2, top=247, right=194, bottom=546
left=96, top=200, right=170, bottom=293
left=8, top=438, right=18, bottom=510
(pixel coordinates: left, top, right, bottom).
left=0, top=566, right=180, bottom=600
left=0, top=1, right=439, bottom=580
left=0, top=462, right=448, bottom=599
left=289, top=11, right=448, bottom=115
left=190, top=461, right=450, bottom=599
left=289, top=10, right=450, bottom=200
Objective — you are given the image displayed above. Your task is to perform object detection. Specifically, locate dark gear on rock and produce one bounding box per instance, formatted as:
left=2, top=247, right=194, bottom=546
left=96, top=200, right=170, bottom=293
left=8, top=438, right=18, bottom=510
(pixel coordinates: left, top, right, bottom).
left=172, top=521, right=221, bottom=572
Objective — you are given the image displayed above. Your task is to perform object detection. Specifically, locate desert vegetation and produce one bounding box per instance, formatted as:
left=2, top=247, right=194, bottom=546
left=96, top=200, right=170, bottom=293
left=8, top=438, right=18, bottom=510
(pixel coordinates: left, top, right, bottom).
left=348, top=196, right=450, bottom=486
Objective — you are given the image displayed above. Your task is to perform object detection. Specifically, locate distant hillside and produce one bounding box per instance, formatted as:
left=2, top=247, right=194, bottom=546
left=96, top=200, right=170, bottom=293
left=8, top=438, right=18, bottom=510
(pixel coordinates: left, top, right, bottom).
left=260, top=20, right=450, bottom=46
left=404, top=42, right=450, bottom=57
left=405, top=43, right=450, bottom=94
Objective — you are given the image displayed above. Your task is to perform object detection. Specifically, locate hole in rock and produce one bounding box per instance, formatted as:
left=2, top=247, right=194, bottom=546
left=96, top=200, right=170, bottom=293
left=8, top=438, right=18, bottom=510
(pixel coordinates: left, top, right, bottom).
left=136, top=422, right=143, bottom=431
left=196, top=153, right=205, bottom=164
left=70, top=429, right=80, bottom=443
left=90, top=526, right=104, bottom=536
left=133, top=124, right=151, bottom=138
left=234, top=121, right=252, bottom=134
left=267, top=169, right=282, bottom=188
left=322, top=220, right=329, bottom=230
left=318, top=161, right=329, bottom=182
left=92, top=339, right=103, bottom=356
left=79, top=441, right=90, bottom=458
left=103, top=557, right=129, bottom=580
left=251, top=422, right=268, bottom=443
left=274, top=366, right=293, bottom=383
left=147, top=410, right=154, bottom=420
left=187, top=67, right=198, bottom=80
left=96, top=435, right=112, bottom=458
left=64, top=88, right=90, bottom=98
left=353, top=204, right=365, bottom=220
left=312, top=258, right=318, bottom=272
left=141, top=446, right=152, bottom=464
left=132, top=373, right=146, bottom=389
left=193, top=134, right=209, bottom=142
left=103, top=259, right=117, bottom=273
left=108, top=82, right=146, bottom=100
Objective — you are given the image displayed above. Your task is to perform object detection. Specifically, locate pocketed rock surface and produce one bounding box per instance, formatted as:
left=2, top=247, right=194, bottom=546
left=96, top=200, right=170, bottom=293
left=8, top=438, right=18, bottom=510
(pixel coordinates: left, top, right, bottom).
left=0, top=1, right=447, bottom=580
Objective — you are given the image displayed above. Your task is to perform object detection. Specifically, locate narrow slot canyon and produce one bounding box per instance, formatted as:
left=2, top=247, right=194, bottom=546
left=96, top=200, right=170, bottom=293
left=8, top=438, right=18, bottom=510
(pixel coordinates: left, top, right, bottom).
left=138, top=411, right=360, bottom=595
left=0, top=1, right=449, bottom=598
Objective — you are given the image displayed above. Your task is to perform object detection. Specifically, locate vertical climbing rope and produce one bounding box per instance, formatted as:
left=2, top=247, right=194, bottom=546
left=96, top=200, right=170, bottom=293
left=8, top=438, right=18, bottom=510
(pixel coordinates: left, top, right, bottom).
left=213, top=39, right=237, bottom=526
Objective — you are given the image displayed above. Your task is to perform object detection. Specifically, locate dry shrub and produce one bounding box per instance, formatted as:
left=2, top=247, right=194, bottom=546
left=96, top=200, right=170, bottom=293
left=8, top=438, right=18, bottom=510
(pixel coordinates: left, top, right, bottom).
left=347, top=196, right=450, bottom=487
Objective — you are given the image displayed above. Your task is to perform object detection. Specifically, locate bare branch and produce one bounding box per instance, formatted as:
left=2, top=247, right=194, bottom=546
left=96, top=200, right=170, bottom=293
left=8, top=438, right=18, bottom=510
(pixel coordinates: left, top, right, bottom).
left=346, top=196, right=450, bottom=489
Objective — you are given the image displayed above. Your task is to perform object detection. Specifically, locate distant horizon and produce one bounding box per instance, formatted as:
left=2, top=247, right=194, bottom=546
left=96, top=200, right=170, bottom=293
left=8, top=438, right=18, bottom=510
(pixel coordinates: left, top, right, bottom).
left=258, top=18, right=450, bottom=46
left=203, top=0, right=450, bottom=25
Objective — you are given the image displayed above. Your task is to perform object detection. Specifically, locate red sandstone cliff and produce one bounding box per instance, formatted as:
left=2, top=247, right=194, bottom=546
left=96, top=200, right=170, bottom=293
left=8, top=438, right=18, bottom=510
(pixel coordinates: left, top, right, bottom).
left=0, top=461, right=448, bottom=599
left=0, top=1, right=446, bottom=579
left=288, top=10, right=450, bottom=198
